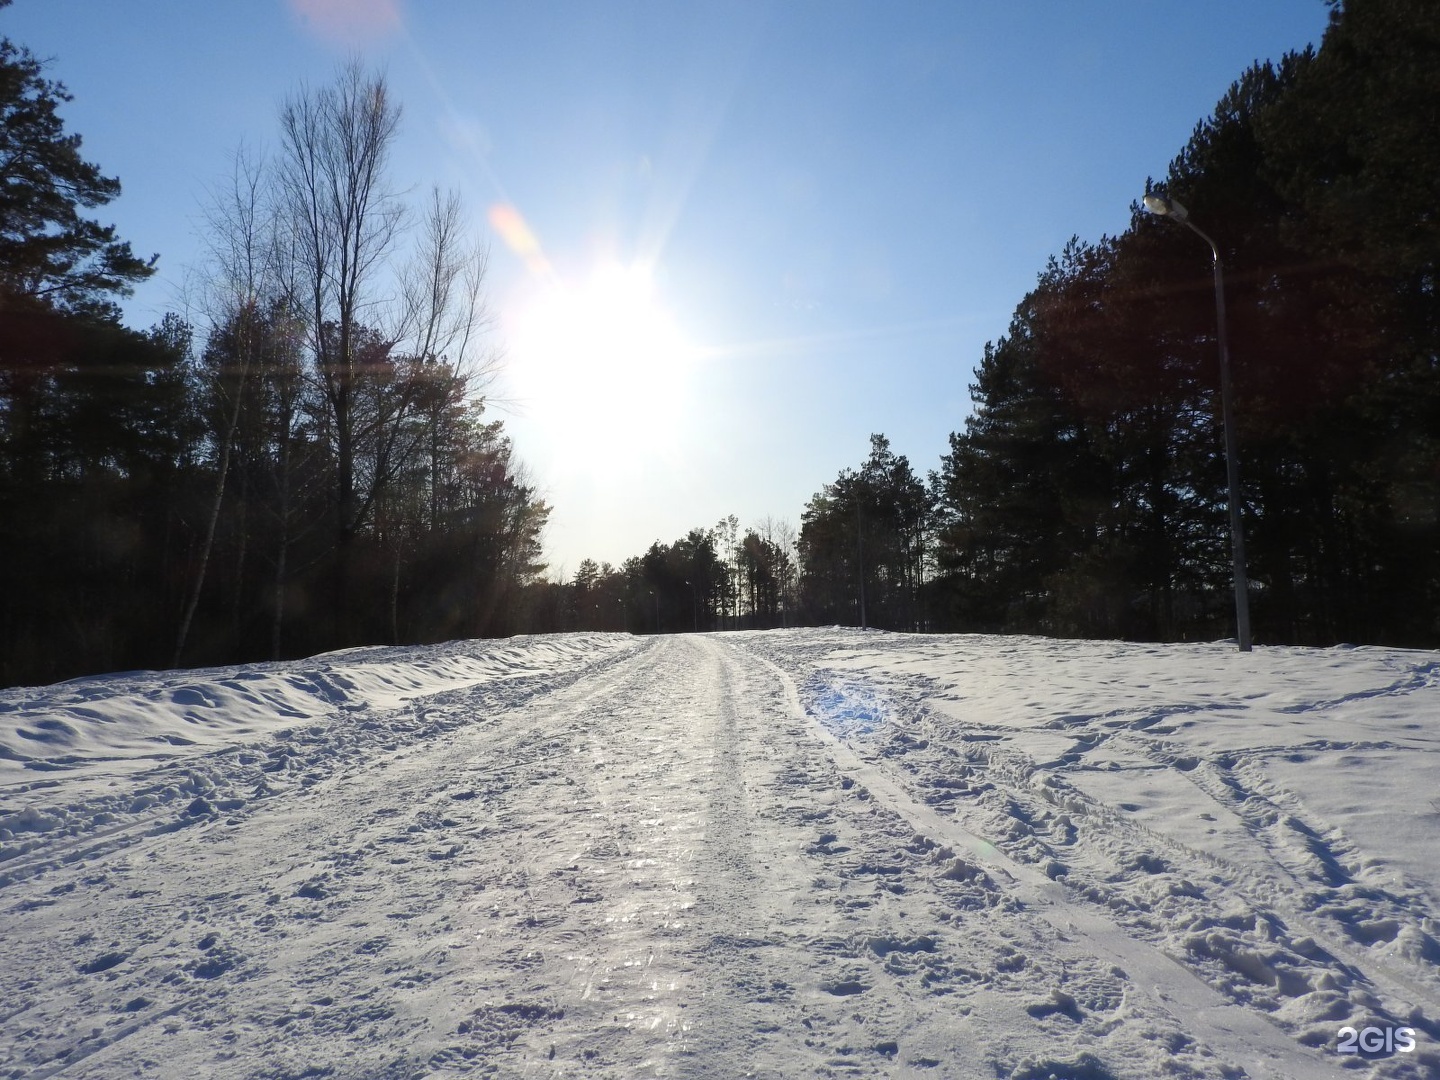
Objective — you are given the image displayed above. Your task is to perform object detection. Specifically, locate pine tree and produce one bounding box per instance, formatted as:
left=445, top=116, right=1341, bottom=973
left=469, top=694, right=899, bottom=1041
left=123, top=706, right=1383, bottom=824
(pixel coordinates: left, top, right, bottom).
left=798, top=436, right=932, bottom=630
left=0, top=13, right=153, bottom=315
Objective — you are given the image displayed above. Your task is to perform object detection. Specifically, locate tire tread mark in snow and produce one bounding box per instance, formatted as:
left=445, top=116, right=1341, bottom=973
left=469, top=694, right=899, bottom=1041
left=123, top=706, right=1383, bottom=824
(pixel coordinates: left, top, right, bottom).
left=733, top=641, right=1351, bottom=1080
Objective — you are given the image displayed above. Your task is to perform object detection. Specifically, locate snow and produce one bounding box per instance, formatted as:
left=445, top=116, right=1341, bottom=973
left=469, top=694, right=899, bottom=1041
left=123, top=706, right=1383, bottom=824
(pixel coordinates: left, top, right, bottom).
left=0, top=635, right=630, bottom=798
left=1, top=628, right=1437, bottom=1078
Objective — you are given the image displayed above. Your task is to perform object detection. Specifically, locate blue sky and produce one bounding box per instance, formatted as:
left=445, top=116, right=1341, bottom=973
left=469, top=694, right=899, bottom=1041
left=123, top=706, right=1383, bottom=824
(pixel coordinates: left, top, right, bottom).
left=6, top=1, right=1331, bottom=575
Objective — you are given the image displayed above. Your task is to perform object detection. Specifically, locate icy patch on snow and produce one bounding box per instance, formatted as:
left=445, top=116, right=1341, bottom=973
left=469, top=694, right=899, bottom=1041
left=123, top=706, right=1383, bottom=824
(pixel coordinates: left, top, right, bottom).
left=800, top=672, right=894, bottom=738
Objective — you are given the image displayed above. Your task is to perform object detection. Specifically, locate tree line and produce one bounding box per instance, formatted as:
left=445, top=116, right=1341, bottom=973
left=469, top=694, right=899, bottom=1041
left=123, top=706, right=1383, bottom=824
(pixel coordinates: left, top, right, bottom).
left=2, top=0, right=1435, bottom=689
left=553, top=0, right=1438, bottom=648
left=0, top=29, right=549, bottom=686
left=925, top=0, right=1438, bottom=646
left=525, top=516, right=802, bottom=635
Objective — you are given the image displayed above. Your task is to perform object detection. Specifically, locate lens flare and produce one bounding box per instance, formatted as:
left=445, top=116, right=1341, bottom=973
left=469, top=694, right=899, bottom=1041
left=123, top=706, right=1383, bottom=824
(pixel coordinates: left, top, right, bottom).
left=288, top=0, right=403, bottom=46
left=488, top=204, right=554, bottom=279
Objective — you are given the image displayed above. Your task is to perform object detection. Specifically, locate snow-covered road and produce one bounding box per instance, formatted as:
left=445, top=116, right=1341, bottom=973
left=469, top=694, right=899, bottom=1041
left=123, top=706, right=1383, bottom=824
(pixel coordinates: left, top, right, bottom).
left=2, top=631, right=1437, bottom=1079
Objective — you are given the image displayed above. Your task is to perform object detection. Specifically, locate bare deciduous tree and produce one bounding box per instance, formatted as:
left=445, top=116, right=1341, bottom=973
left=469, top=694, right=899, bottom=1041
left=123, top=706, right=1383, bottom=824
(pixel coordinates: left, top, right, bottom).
left=173, top=147, right=276, bottom=666
left=277, top=61, right=404, bottom=634
left=173, top=62, right=510, bottom=657
left=394, top=187, right=497, bottom=528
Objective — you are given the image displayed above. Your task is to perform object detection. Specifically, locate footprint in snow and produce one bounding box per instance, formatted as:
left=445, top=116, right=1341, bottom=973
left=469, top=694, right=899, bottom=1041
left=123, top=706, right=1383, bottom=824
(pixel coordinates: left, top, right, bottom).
left=294, top=879, right=330, bottom=900
left=78, top=950, right=129, bottom=974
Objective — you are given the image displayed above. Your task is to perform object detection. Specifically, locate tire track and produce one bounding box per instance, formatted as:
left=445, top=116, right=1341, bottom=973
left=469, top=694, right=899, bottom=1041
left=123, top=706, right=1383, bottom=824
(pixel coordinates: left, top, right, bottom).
left=732, top=638, right=1354, bottom=1080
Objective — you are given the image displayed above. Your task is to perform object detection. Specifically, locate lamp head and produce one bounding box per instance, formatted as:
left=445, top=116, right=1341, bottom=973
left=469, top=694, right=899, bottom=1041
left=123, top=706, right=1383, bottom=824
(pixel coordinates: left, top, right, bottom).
left=1143, top=193, right=1189, bottom=222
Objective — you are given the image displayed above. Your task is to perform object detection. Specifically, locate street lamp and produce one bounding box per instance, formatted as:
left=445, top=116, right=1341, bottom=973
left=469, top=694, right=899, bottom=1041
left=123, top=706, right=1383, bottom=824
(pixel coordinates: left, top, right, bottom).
left=853, top=478, right=868, bottom=630
left=1143, top=192, right=1252, bottom=651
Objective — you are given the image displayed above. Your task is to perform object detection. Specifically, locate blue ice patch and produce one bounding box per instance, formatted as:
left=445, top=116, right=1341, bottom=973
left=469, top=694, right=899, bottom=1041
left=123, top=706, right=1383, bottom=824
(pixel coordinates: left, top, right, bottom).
left=802, top=673, right=892, bottom=738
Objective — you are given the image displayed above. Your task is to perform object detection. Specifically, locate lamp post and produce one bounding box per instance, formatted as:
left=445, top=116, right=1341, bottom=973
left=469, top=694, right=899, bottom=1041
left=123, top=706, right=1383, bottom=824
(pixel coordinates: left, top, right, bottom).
left=1143, top=192, right=1252, bottom=652
left=854, top=478, right=868, bottom=630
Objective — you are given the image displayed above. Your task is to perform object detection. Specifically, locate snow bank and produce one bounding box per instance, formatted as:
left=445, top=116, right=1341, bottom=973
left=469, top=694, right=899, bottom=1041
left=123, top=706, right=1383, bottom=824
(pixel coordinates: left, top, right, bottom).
left=0, top=634, right=632, bottom=782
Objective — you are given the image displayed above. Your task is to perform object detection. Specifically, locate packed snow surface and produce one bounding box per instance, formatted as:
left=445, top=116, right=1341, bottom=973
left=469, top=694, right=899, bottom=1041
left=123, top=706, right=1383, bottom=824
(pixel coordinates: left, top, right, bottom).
left=1, top=629, right=1437, bottom=1079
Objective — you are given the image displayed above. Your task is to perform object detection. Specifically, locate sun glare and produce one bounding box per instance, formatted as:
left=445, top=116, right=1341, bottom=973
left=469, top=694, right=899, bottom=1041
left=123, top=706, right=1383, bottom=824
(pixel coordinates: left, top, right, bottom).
left=511, top=261, right=698, bottom=467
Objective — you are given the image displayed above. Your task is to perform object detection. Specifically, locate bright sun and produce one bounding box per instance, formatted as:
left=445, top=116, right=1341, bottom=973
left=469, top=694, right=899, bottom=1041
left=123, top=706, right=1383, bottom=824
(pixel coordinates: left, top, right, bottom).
left=511, top=261, right=698, bottom=463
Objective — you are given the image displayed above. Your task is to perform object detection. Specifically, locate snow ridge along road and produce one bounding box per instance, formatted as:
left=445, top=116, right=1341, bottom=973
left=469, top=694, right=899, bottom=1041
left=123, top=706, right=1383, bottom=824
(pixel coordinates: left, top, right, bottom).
left=1, top=629, right=1436, bottom=1079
